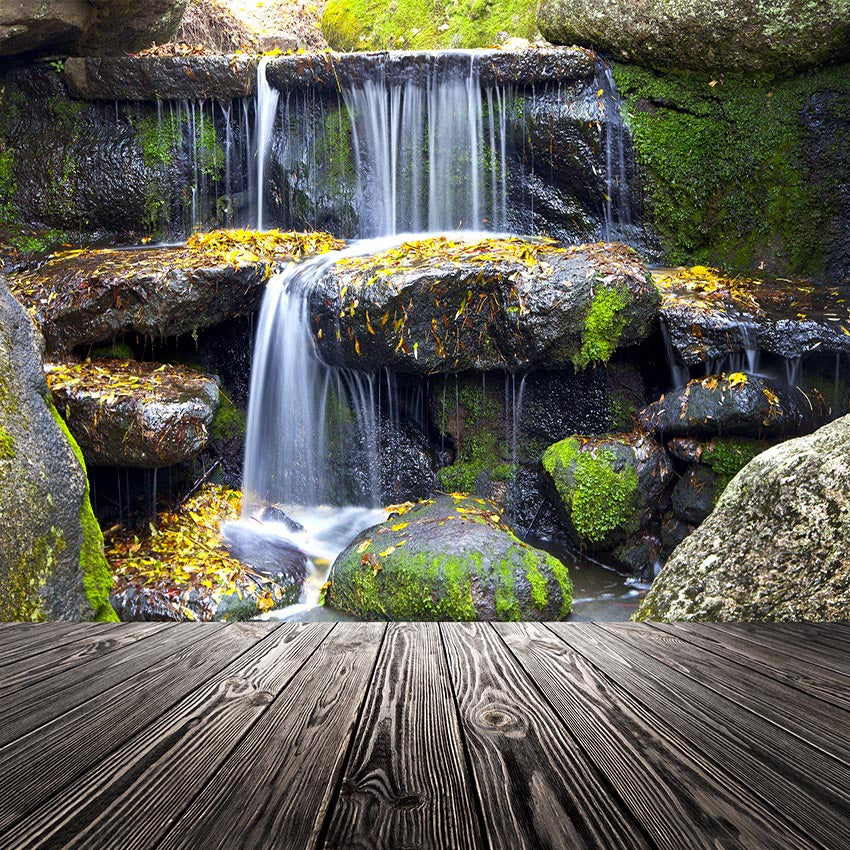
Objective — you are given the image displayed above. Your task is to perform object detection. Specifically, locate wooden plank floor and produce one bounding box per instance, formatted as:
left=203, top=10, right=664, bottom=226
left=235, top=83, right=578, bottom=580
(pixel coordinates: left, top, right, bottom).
left=0, top=622, right=848, bottom=850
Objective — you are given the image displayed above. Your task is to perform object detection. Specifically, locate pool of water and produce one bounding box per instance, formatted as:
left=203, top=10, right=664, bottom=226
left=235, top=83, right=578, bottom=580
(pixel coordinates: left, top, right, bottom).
left=225, top=508, right=645, bottom=623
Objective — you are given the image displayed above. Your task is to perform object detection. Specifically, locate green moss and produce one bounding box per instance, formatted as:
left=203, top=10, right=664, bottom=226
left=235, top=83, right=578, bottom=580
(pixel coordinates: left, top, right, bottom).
left=322, top=0, right=538, bottom=51
left=48, top=399, right=118, bottom=622
left=137, top=113, right=182, bottom=169
left=0, top=425, right=13, bottom=459
left=702, top=437, right=770, bottom=495
left=0, top=148, right=17, bottom=223
left=613, top=62, right=850, bottom=276
left=212, top=395, right=247, bottom=442
left=543, top=439, right=639, bottom=544
left=0, top=527, right=65, bottom=622
left=318, top=106, right=355, bottom=187
left=573, top=285, right=629, bottom=369
left=438, top=461, right=479, bottom=493
left=196, top=121, right=225, bottom=179
left=547, top=554, right=573, bottom=618
left=90, top=342, right=135, bottom=360
left=525, top=558, right=548, bottom=610
left=494, top=562, right=520, bottom=621
left=491, top=462, right=518, bottom=482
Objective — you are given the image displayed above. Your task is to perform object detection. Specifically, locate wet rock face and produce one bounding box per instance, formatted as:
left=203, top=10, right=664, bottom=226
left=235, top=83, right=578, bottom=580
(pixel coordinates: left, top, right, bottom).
left=539, top=0, right=850, bottom=74
left=671, top=465, right=717, bottom=526
left=327, top=496, right=573, bottom=621
left=541, top=431, right=673, bottom=551
left=0, top=278, right=113, bottom=621
left=640, top=374, right=830, bottom=439
left=312, top=238, right=659, bottom=374
left=635, top=414, right=850, bottom=622
left=46, top=360, right=220, bottom=468
left=0, top=0, right=188, bottom=57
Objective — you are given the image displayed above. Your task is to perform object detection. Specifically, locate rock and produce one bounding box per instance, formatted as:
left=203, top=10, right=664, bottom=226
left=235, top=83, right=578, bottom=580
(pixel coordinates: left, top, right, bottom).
left=538, top=0, right=850, bottom=74
left=541, top=431, right=672, bottom=550
left=0, top=278, right=114, bottom=621
left=45, top=360, right=219, bottom=468
left=63, top=56, right=257, bottom=100
left=660, top=512, right=695, bottom=557
left=640, top=374, right=830, bottom=438
left=221, top=524, right=308, bottom=586
left=671, top=465, right=717, bottom=525
left=666, top=437, right=703, bottom=464
left=312, top=237, right=659, bottom=374
left=504, top=466, right=571, bottom=543
left=635, top=414, right=850, bottom=621
left=327, top=496, right=573, bottom=620
left=656, top=267, right=850, bottom=366
left=0, top=0, right=188, bottom=57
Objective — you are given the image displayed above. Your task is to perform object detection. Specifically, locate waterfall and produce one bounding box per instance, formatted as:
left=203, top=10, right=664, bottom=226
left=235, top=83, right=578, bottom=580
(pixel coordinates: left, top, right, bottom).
left=255, top=56, right=280, bottom=230
left=596, top=64, right=633, bottom=242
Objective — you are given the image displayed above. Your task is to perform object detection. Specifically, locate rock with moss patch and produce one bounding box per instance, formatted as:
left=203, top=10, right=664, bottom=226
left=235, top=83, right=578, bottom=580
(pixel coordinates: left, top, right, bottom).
left=0, top=277, right=115, bottom=621
left=312, top=237, right=659, bottom=374
left=640, top=374, right=829, bottom=438
left=541, top=431, right=672, bottom=549
left=539, top=0, right=850, bottom=74
left=327, top=496, right=572, bottom=621
left=635, top=414, right=850, bottom=622
left=46, top=360, right=219, bottom=468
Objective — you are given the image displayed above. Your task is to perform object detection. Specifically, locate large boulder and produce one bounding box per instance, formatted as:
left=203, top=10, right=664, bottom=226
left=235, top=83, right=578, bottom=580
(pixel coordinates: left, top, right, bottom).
left=538, top=0, right=850, bottom=74
left=541, top=431, right=673, bottom=549
left=0, top=278, right=115, bottom=621
left=635, top=414, right=850, bottom=621
left=326, top=496, right=573, bottom=620
left=312, top=237, right=659, bottom=374
left=9, top=231, right=343, bottom=354
left=0, top=1, right=188, bottom=57
left=45, top=360, right=219, bottom=468
left=640, top=374, right=830, bottom=438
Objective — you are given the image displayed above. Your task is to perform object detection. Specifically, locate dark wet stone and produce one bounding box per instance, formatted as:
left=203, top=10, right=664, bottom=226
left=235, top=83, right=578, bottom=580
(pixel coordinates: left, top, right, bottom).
left=671, top=464, right=717, bottom=525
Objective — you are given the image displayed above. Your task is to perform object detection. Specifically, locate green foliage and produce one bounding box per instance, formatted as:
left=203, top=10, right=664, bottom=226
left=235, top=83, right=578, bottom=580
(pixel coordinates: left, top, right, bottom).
left=212, top=395, right=247, bottom=442
left=137, top=113, right=182, bottom=168
left=613, top=62, right=850, bottom=275
left=0, top=148, right=17, bottom=222
left=573, top=285, right=629, bottom=369
left=197, top=121, right=225, bottom=178
left=90, top=342, right=135, bottom=360
left=525, top=558, right=548, bottom=610
left=322, top=0, right=538, bottom=51
left=702, top=437, right=770, bottom=494
left=0, top=425, right=14, bottom=459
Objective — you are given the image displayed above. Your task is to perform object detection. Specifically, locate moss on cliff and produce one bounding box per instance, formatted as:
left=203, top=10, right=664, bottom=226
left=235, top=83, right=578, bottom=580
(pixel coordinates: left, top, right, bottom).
left=573, top=285, right=629, bottom=369
left=613, top=61, right=850, bottom=277
left=322, top=0, right=538, bottom=51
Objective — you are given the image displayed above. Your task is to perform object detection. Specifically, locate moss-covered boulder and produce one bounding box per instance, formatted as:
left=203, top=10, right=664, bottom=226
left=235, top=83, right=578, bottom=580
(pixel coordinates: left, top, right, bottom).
left=640, top=374, right=830, bottom=438
left=9, top=230, right=343, bottom=354
left=326, top=496, right=572, bottom=620
left=322, top=0, right=539, bottom=51
left=312, top=236, right=659, bottom=374
left=541, top=431, right=672, bottom=549
left=539, top=0, right=850, bottom=74
left=46, top=360, right=219, bottom=468
left=635, top=414, right=850, bottom=622
left=0, top=278, right=115, bottom=621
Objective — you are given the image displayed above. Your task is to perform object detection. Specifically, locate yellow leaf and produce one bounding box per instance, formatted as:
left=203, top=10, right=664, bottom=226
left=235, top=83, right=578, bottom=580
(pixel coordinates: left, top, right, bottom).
left=379, top=546, right=396, bottom=557
left=356, top=538, right=372, bottom=554
left=391, top=521, right=409, bottom=532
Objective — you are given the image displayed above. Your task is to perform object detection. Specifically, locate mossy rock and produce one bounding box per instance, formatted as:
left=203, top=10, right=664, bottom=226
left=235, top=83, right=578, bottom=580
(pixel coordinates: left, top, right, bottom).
left=322, top=0, right=539, bottom=51
left=0, top=277, right=115, bottom=621
left=326, top=496, right=572, bottom=621
left=542, top=431, right=672, bottom=549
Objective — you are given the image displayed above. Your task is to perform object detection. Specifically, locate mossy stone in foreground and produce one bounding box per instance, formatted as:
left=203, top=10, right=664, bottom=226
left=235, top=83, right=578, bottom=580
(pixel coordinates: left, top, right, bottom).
left=327, top=496, right=572, bottom=621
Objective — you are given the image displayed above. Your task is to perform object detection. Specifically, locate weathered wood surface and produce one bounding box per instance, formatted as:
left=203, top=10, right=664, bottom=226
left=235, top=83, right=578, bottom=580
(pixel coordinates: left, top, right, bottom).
left=0, top=621, right=847, bottom=850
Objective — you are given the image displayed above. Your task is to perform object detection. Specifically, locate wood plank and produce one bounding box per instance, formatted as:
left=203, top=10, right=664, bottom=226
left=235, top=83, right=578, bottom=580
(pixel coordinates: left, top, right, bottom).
left=5, top=622, right=334, bottom=850
left=441, top=622, right=650, bottom=850
left=498, top=622, right=819, bottom=850
left=0, top=622, right=172, bottom=694
left=0, top=622, right=275, bottom=837
left=601, top=622, right=850, bottom=765
left=548, top=622, right=850, bottom=850
left=321, top=622, right=480, bottom=850
left=0, top=622, right=123, bottom=665
left=158, top=623, right=386, bottom=850
left=748, top=621, right=850, bottom=654
left=0, top=622, right=212, bottom=744
left=703, top=622, right=850, bottom=677
left=652, top=622, right=850, bottom=714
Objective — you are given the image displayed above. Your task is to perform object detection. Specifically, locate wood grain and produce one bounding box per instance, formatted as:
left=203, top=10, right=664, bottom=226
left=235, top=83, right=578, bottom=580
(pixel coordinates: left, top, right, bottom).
left=0, top=622, right=122, bottom=665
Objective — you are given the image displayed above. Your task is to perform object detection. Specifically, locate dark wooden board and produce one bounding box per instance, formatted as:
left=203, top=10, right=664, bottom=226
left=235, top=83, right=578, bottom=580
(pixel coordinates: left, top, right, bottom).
left=0, top=622, right=273, bottom=838
left=158, top=623, right=386, bottom=850
left=5, top=623, right=333, bottom=850
left=321, top=622, right=480, bottom=850
left=601, top=622, right=850, bottom=765
left=548, top=622, right=850, bottom=850
left=442, top=622, right=649, bottom=850
left=499, top=622, right=816, bottom=850
left=0, top=621, right=172, bottom=694
left=0, top=622, right=123, bottom=665
left=652, top=622, right=850, bottom=714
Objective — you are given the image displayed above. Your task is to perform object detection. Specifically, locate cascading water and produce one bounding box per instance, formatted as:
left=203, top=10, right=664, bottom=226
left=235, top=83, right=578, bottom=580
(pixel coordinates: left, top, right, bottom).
left=596, top=64, right=633, bottom=242
left=255, top=56, right=280, bottom=230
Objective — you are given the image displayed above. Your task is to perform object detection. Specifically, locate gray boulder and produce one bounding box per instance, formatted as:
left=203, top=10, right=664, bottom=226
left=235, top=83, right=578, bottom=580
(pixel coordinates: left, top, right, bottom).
left=0, top=278, right=115, bottom=621
left=327, top=496, right=573, bottom=621
left=635, top=414, right=850, bottom=621
left=46, top=360, right=219, bottom=468
left=538, top=0, right=850, bottom=74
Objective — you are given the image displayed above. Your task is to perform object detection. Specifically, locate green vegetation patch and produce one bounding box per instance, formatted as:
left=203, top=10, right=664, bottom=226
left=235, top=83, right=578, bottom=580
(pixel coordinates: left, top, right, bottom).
left=613, top=62, right=850, bottom=276
left=0, top=425, right=13, bottom=459
left=702, top=437, right=771, bottom=495
left=573, top=284, right=629, bottom=369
